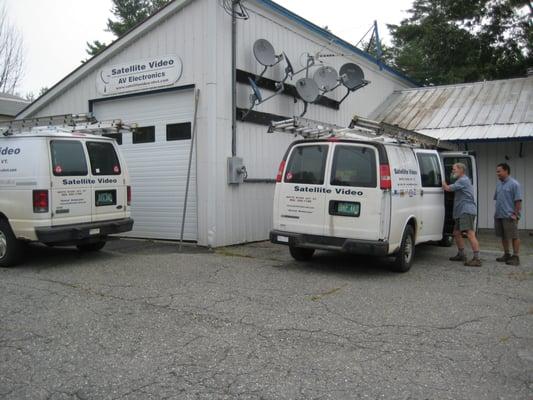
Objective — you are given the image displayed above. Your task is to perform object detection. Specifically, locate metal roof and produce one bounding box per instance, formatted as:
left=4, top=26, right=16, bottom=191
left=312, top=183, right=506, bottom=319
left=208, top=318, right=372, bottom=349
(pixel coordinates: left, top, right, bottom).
left=0, top=93, right=29, bottom=117
left=370, top=76, right=533, bottom=142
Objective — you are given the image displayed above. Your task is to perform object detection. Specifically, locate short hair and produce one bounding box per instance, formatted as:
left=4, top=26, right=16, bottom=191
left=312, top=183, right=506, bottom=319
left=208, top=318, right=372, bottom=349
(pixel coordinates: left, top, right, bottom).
left=454, top=163, right=466, bottom=173
left=497, top=163, right=510, bottom=174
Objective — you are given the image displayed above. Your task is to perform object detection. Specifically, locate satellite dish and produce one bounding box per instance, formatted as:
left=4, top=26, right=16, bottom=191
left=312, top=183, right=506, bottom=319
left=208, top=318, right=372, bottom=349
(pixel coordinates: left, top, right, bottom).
left=295, top=78, right=320, bottom=103
left=248, top=77, right=263, bottom=103
left=253, top=39, right=279, bottom=67
left=340, top=63, right=365, bottom=90
left=313, top=66, right=339, bottom=92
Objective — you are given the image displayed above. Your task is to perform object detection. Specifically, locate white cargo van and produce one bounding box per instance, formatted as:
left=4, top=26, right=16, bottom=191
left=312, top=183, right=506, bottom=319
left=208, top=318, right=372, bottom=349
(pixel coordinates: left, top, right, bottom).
left=269, top=121, right=476, bottom=272
left=0, top=128, right=133, bottom=267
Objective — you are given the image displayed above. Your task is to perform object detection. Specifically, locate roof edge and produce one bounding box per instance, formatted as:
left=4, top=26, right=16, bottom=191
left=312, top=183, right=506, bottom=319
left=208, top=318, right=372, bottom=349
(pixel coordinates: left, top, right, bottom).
left=255, top=0, right=419, bottom=87
left=17, top=0, right=193, bottom=119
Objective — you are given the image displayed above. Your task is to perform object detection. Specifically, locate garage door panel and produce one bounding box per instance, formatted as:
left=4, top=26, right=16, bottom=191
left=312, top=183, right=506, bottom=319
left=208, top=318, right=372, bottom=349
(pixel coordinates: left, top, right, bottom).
left=93, top=90, right=197, bottom=240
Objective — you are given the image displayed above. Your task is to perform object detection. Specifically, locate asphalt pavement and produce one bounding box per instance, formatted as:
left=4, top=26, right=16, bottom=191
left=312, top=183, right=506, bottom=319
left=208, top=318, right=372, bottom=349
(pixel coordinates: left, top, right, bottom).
left=0, top=233, right=532, bottom=399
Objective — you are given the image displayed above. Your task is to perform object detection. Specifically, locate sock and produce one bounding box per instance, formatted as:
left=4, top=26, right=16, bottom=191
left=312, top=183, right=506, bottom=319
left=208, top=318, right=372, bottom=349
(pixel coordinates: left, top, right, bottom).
left=474, top=251, right=480, bottom=259
left=458, top=248, right=465, bottom=256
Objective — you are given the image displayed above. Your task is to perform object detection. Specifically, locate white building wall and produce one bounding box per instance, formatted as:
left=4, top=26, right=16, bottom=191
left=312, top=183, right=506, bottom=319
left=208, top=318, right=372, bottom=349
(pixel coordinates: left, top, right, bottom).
left=469, top=141, right=532, bottom=231
left=19, top=0, right=415, bottom=246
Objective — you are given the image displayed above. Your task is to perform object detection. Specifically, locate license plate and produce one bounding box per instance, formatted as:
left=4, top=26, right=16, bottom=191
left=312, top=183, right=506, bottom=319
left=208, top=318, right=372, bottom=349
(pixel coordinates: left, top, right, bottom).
left=277, top=235, right=289, bottom=243
left=330, top=201, right=360, bottom=217
left=95, top=190, right=116, bottom=206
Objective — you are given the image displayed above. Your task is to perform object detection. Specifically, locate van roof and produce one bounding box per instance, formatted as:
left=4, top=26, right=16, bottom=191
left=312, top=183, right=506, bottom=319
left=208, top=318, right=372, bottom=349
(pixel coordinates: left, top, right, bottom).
left=1, top=130, right=116, bottom=140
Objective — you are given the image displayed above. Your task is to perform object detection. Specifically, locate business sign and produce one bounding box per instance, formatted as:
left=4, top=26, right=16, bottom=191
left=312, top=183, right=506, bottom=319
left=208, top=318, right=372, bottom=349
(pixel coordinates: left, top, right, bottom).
left=96, top=55, right=182, bottom=95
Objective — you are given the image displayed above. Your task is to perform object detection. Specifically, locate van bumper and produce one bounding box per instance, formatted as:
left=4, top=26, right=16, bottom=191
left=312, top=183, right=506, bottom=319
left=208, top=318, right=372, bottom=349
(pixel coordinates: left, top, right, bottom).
left=35, top=218, right=134, bottom=244
left=270, top=230, right=389, bottom=256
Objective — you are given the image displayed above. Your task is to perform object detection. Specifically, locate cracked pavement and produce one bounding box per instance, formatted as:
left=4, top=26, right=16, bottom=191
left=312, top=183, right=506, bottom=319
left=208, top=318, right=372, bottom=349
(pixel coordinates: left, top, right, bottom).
left=0, top=235, right=532, bottom=399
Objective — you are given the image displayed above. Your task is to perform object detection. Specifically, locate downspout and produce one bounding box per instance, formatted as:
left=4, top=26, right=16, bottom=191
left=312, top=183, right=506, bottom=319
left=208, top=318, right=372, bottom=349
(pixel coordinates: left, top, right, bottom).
left=231, top=0, right=237, bottom=157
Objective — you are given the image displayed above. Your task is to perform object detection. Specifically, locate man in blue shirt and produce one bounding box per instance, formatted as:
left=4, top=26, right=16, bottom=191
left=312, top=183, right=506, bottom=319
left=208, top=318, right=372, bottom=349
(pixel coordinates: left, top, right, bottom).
left=443, top=163, right=481, bottom=267
left=494, top=163, right=522, bottom=266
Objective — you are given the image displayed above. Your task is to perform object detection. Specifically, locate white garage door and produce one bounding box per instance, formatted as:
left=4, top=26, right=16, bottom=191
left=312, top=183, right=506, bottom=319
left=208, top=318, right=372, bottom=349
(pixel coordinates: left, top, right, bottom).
left=93, top=89, right=197, bottom=241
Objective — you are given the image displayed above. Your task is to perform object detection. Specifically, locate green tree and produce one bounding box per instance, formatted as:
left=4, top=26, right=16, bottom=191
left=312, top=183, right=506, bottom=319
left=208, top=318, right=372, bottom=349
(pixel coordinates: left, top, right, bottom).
left=85, top=0, right=171, bottom=58
left=388, top=0, right=532, bottom=85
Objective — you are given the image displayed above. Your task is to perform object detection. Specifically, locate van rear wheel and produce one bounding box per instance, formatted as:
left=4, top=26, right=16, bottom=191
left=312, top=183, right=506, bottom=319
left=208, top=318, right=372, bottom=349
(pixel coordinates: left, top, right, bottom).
left=77, top=240, right=106, bottom=252
left=392, top=225, right=415, bottom=273
left=289, top=245, right=315, bottom=261
left=0, top=219, right=22, bottom=268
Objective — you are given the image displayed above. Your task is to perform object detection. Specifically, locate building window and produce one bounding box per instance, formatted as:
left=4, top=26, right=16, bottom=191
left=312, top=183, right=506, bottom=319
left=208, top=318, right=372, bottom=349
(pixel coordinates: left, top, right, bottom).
left=166, top=122, right=191, bottom=141
left=133, top=126, right=155, bottom=144
left=102, top=133, right=122, bottom=145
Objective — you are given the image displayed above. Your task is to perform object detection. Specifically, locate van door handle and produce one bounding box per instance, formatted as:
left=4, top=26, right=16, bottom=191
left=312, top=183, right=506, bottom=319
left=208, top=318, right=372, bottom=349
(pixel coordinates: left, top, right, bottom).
left=420, top=189, right=424, bottom=196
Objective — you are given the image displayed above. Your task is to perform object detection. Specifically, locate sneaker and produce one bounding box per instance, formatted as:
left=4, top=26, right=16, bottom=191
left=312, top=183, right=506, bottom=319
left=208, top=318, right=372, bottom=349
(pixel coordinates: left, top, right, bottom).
left=496, top=253, right=511, bottom=262
left=505, top=255, right=520, bottom=266
left=465, top=258, right=482, bottom=267
left=449, top=254, right=467, bottom=262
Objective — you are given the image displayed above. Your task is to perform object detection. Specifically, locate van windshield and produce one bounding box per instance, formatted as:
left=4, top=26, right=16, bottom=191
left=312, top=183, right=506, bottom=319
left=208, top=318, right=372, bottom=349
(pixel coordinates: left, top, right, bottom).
left=330, top=145, right=377, bottom=187
left=284, top=145, right=328, bottom=185
left=86, top=141, right=121, bottom=175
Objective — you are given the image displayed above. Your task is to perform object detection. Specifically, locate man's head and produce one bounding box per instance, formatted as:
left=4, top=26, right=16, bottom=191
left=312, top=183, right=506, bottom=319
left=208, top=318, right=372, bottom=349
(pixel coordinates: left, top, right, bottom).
left=496, top=163, right=510, bottom=181
left=452, top=163, right=466, bottom=179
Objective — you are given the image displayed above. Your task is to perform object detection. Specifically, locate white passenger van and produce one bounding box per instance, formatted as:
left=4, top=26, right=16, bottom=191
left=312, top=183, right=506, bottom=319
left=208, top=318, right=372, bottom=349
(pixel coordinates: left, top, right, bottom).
left=0, top=126, right=133, bottom=267
left=269, top=118, right=476, bottom=272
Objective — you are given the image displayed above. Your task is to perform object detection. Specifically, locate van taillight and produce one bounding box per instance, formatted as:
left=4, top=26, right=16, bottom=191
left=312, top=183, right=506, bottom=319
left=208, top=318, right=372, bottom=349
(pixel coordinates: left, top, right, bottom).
left=380, top=164, right=392, bottom=190
left=276, top=159, right=286, bottom=183
left=33, top=190, right=49, bottom=213
left=127, top=186, right=131, bottom=206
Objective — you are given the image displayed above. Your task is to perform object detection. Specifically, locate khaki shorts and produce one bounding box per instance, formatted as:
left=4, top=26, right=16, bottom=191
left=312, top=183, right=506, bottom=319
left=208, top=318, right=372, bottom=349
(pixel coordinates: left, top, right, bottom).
left=454, top=214, right=476, bottom=232
left=494, top=218, right=519, bottom=240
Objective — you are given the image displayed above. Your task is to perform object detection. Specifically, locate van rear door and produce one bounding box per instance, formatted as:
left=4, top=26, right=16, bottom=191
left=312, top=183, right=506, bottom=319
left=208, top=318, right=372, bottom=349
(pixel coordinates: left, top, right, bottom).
left=49, top=139, right=92, bottom=226
left=440, top=152, right=478, bottom=234
left=323, top=143, right=384, bottom=241
left=275, top=143, right=330, bottom=236
left=85, top=140, right=127, bottom=222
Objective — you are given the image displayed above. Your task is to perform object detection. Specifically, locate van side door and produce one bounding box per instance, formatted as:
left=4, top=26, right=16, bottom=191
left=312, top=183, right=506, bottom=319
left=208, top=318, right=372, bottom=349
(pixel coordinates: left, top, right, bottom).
left=414, top=149, right=445, bottom=241
left=440, top=152, right=478, bottom=234
left=49, top=139, right=92, bottom=226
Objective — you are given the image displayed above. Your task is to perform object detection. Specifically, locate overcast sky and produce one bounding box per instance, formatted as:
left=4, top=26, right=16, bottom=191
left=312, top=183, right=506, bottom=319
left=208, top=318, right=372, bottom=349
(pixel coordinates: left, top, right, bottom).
left=4, top=0, right=414, bottom=97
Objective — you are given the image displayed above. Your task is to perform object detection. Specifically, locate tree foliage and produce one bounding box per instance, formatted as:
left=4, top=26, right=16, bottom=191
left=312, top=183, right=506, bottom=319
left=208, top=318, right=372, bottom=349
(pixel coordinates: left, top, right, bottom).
left=86, top=0, right=171, bottom=57
left=388, top=0, right=533, bottom=85
left=0, top=7, right=24, bottom=94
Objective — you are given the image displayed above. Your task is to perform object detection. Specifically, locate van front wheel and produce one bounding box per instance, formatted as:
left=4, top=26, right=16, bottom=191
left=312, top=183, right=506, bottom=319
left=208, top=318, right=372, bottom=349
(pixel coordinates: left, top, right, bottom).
left=0, top=219, right=22, bottom=268
left=77, top=240, right=107, bottom=252
left=289, top=245, right=314, bottom=261
left=393, top=225, right=415, bottom=273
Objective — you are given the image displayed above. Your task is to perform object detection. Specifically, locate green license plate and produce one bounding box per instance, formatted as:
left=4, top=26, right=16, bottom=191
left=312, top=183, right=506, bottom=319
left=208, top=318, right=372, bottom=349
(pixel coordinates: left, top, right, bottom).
left=95, top=190, right=116, bottom=206
left=333, top=201, right=360, bottom=217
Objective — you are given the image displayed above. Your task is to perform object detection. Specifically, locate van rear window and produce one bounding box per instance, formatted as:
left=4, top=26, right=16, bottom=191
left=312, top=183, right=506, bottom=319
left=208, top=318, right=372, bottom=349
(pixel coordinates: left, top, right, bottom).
left=330, top=145, right=377, bottom=187
left=50, top=140, right=88, bottom=176
left=285, top=145, right=328, bottom=184
left=86, top=141, right=121, bottom=175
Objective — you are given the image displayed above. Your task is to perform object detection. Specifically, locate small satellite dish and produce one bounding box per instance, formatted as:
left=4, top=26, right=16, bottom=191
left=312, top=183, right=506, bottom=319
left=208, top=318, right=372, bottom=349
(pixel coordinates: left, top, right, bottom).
left=340, top=63, right=365, bottom=90
left=313, top=66, right=339, bottom=92
left=295, top=78, right=320, bottom=103
left=248, top=77, right=263, bottom=103
left=253, top=39, right=279, bottom=67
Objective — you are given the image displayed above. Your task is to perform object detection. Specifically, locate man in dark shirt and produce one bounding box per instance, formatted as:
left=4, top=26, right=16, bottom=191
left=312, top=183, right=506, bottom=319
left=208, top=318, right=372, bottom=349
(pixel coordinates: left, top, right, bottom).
left=443, top=163, right=481, bottom=267
left=494, top=163, right=522, bottom=266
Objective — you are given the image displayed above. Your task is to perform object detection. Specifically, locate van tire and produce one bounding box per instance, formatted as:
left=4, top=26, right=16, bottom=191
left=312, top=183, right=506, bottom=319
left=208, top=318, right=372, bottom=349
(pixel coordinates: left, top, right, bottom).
left=77, top=240, right=106, bottom=252
left=289, top=245, right=315, bottom=261
left=392, top=225, right=415, bottom=273
left=0, top=219, right=22, bottom=268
